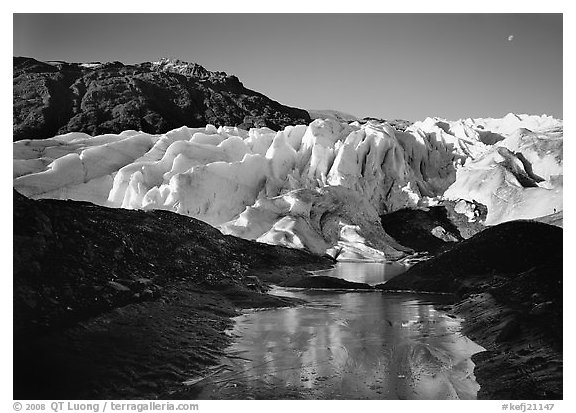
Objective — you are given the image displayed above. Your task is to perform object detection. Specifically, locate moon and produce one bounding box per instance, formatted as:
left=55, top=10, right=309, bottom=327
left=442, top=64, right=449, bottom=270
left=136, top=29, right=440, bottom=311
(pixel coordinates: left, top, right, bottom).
left=508, top=35, right=514, bottom=42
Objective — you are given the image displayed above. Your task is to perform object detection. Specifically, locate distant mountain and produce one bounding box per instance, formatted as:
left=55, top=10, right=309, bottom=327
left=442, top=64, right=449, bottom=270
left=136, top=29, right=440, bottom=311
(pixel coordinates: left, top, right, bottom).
left=308, top=109, right=359, bottom=122
left=13, top=57, right=311, bottom=141
left=361, top=117, right=413, bottom=131
left=307, top=110, right=414, bottom=132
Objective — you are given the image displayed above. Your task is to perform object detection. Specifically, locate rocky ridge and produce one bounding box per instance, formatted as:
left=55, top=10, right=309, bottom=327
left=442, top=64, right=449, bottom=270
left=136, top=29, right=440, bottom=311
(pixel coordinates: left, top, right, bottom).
left=13, top=57, right=312, bottom=141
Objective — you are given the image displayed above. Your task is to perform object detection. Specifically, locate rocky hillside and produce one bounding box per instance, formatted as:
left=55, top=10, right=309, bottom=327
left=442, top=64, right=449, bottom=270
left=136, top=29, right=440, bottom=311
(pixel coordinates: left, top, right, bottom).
left=13, top=57, right=311, bottom=141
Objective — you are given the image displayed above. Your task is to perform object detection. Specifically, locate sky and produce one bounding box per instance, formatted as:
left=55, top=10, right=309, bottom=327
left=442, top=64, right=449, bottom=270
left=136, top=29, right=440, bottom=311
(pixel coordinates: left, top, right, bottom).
left=12, top=13, right=563, bottom=121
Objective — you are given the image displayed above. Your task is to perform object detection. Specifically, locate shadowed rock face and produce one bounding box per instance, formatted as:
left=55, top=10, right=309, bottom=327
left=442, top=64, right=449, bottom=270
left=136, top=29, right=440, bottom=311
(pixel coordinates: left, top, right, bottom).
left=13, top=57, right=311, bottom=141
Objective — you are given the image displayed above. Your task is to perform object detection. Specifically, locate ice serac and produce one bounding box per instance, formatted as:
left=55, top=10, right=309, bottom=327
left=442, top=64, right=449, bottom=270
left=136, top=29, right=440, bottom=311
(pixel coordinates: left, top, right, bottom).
left=442, top=119, right=563, bottom=225
left=13, top=114, right=563, bottom=259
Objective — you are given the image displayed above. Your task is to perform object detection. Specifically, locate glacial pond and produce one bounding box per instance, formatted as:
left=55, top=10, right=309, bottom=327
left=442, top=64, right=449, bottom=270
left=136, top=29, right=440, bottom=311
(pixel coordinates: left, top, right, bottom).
left=310, top=261, right=408, bottom=285
left=187, top=264, right=485, bottom=400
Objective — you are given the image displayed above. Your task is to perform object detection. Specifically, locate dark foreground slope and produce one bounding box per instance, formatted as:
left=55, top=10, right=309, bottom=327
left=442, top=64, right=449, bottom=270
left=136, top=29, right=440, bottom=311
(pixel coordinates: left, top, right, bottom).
left=379, top=220, right=563, bottom=399
left=13, top=57, right=311, bottom=141
left=13, top=191, right=332, bottom=399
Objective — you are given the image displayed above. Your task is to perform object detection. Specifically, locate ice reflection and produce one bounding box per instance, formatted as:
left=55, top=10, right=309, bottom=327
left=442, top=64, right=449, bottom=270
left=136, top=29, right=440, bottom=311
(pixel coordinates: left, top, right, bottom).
left=191, top=289, right=484, bottom=400
left=311, top=261, right=407, bottom=285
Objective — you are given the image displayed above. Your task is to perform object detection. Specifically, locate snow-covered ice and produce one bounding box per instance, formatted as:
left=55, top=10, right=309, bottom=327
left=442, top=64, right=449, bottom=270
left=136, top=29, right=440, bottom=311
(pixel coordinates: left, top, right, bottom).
left=13, top=114, right=563, bottom=260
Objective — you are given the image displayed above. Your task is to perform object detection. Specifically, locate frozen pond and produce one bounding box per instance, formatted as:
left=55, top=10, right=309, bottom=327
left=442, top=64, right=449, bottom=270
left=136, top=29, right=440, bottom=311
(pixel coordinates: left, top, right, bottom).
left=188, top=286, right=485, bottom=399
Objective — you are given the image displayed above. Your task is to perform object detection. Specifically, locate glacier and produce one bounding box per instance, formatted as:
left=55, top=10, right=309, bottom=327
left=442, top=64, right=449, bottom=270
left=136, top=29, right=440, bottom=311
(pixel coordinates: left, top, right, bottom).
left=13, top=114, right=563, bottom=260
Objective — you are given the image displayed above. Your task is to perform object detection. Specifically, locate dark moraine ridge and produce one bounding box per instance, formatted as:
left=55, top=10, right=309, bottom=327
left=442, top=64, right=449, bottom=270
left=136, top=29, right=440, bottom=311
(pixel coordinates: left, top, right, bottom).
left=379, top=220, right=563, bottom=399
left=379, top=201, right=487, bottom=256
left=13, top=190, right=333, bottom=399
left=13, top=57, right=311, bottom=141
left=380, top=205, right=463, bottom=255
left=380, top=220, right=561, bottom=293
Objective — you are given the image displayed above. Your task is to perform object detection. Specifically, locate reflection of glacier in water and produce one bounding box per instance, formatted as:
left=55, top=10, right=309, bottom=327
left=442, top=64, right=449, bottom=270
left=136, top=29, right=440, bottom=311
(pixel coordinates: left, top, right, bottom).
left=189, top=287, right=485, bottom=400
left=310, top=261, right=408, bottom=285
